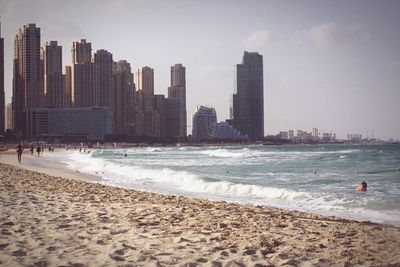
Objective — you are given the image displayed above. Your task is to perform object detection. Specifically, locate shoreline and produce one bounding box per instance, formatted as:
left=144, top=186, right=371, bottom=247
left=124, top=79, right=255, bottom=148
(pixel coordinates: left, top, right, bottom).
left=1, top=153, right=400, bottom=265
left=2, top=149, right=399, bottom=227
left=0, top=150, right=101, bottom=183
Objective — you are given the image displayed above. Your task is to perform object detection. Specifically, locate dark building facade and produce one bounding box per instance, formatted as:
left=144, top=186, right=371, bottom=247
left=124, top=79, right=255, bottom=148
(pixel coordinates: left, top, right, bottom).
left=43, top=41, right=65, bottom=108
left=112, top=60, right=135, bottom=134
left=167, top=64, right=187, bottom=138
left=72, top=39, right=99, bottom=108
left=231, top=51, right=264, bottom=139
left=0, top=22, right=4, bottom=133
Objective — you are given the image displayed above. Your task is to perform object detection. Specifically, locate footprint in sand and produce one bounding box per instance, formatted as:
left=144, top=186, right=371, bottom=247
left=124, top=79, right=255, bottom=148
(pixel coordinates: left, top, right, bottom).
left=11, top=249, right=27, bottom=256
left=33, top=260, right=47, bottom=267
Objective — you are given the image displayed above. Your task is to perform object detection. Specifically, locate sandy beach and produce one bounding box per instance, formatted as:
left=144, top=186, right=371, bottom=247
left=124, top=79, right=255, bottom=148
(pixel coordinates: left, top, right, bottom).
left=1, top=151, right=400, bottom=266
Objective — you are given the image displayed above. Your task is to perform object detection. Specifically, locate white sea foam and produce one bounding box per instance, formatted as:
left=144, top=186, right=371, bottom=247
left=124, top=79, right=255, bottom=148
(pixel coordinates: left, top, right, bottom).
left=200, top=149, right=248, bottom=158
left=45, top=146, right=400, bottom=226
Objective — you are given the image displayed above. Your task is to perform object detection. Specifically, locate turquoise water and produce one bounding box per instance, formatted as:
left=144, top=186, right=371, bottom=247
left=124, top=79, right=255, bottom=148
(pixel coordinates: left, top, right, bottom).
left=50, top=144, right=400, bottom=226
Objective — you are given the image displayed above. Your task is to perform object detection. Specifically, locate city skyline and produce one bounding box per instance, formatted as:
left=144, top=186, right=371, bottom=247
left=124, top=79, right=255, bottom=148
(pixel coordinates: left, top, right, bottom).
left=1, top=0, right=400, bottom=139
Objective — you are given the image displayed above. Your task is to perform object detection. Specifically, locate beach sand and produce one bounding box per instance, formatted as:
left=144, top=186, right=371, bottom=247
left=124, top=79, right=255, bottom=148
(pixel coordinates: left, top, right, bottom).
left=1, top=152, right=400, bottom=266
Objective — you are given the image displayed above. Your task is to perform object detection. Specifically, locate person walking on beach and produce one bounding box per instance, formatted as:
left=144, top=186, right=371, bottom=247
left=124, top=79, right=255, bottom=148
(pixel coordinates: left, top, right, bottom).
left=36, top=145, right=41, bottom=157
left=30, top=144, right=34, bottom=155
left=15, top=142, right=24, bottom=163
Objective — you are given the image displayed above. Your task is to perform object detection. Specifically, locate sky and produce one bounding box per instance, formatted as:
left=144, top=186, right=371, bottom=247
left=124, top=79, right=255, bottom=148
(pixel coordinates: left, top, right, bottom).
left=1, top=0, right=399, bottom=140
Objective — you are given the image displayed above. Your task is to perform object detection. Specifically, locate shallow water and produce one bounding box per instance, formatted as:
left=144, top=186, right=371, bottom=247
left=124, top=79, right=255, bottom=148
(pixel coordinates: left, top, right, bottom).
left=47, top=144, right=400, bottom=226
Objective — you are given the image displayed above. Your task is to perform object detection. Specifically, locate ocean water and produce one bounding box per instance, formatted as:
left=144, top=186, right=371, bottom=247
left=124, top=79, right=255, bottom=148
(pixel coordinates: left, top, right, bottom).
left=47, top=144, right=400, bottom=226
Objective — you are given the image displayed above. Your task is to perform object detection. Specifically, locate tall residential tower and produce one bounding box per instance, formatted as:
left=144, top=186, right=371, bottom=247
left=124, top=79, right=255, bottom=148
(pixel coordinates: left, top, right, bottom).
left=231, top=51, right=264, bottom=139
left=94, top=49, right=113, bottom=108
left=167, top=64, right=187, bottom=138
left=43, top=41, right=65, bottom=108
left=13, top=24, right=43, bottom=134
left=112, top=60, right=135, bottom=134
left=71, top=39, right=99, bottom=107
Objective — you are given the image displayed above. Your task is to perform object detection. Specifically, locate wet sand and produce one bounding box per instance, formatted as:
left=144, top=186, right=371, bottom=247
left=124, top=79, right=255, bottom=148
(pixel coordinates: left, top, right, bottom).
left=0, top=152, right=400, bottom=266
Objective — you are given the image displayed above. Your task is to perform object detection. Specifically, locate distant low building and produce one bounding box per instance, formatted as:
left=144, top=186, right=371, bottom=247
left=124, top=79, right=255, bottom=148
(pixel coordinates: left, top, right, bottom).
left=348, top=134, right=362, bottom=142
left=25, top=107, right=112, bottom=140
left=277, top=131, right=288, bottom=140
left=322, top=132, right=336, bottom=141
left=288, top=130, right=294, bottom=140
left=296, top=130, right=312, bottom=141
left=210, top=121, right=245, bottom=140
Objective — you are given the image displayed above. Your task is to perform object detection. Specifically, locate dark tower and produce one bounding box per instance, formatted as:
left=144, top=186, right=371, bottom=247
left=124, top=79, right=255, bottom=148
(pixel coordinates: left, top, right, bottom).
left=231, top=51, right=264, bottom=139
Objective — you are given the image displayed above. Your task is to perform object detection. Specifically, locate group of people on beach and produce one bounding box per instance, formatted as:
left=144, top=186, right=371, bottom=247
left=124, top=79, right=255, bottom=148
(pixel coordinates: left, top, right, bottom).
left=14, top=142, right=55, bottom=163
left=29, top=144, right=44, bottom=156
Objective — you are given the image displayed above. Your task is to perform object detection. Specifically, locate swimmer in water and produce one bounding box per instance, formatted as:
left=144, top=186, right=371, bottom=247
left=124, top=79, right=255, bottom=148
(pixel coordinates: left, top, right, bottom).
left=356, top=181, right=367, bottom=192
left=124, top=153, right=127, bottom=157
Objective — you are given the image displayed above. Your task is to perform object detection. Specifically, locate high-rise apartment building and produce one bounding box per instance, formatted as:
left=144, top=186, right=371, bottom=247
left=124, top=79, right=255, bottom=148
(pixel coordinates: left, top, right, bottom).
left=192, top=106, right=217, bottom=140
left=135, top=66, right=154, bottom=112
left=231, top=51, right=264, bottom=139
left=112, top=60, right=135, bottom=134
left=94, top=49, right=113, bottom=108
left=72, top=39, right=91, bottom=64
left=13, top=23, right=43, bottom=134
left=167, top=64, right=186, bottom=138
left=71, top=39, right=99, bottom=107
left=43, top=41, right=65, bottom=108
left=134, top=66, right=162, bottom=137
left=0, top=21, right=4, bottom=133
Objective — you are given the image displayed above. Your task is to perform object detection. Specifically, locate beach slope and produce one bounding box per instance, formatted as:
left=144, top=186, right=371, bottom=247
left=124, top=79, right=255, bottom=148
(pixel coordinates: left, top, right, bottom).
left=1, top=162, right=400, bottom=266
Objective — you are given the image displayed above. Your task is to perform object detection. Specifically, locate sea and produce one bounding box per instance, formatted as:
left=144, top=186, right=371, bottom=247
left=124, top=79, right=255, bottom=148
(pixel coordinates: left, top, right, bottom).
left=46, top=144, right=400, bottom=226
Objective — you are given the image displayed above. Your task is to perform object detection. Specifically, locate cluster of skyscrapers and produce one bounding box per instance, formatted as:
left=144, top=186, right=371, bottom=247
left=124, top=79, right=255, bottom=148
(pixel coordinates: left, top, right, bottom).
left=3, top=23, right=187, bottom=140
left=0, top=23, right=265, bottom=141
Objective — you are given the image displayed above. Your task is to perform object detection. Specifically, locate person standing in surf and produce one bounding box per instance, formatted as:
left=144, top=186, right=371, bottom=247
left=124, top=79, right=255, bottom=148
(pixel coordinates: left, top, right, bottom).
left=36, top=145, right=41, bottom=157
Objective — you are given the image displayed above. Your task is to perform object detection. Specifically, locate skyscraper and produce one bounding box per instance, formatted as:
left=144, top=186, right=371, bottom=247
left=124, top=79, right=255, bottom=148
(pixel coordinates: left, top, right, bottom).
left=134, top=66, right=162, bottom=137
left=13, top=24, right=43, bottom=134
left=44, top=41, right=65, bottom=108
left=94, top=49, right=113, bottom=108
left=167, top=64, right=187, bottom=138
left=0, top=21, right=4, bottom=133
left=112, top=60, right=135, bottom=134
left=71, top=39, right=99, bottom=107
left=231, top=51, right=264, bottom=139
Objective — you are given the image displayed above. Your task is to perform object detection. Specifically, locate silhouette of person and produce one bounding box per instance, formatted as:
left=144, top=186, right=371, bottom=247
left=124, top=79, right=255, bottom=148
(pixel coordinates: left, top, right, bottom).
left=16, top=142, right=24, bottom=163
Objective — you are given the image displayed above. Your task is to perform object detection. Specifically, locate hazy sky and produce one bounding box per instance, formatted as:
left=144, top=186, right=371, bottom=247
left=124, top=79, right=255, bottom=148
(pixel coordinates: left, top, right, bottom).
left=1, top=0, right=399, bottom=140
